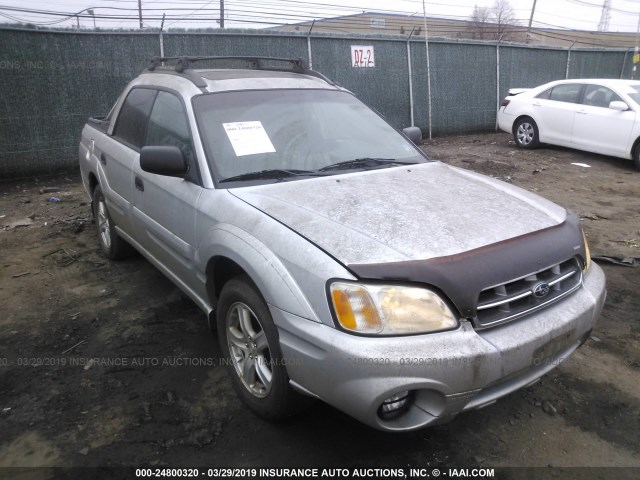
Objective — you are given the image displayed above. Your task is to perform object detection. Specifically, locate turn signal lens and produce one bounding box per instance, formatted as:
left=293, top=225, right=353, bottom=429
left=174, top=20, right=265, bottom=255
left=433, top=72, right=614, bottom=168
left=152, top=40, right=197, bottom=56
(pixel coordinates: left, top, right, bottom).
left=581, top=228, right=592, bottom=272
left=330, top=284, right=382, bottom=333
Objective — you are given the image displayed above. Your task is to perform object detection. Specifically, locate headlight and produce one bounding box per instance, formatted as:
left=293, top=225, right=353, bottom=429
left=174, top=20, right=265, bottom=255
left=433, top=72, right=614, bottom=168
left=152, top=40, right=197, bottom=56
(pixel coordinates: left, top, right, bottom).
left=581, top=228, right=592, bottom=272
left=329, top=282, right=458, bottom=335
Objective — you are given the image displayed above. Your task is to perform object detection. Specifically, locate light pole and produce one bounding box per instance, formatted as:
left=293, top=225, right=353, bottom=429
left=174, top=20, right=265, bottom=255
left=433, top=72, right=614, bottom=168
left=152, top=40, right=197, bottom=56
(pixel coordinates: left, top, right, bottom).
left=74, top=8, right=97, bottom=29
left=87, top=9, right=96, bottom=29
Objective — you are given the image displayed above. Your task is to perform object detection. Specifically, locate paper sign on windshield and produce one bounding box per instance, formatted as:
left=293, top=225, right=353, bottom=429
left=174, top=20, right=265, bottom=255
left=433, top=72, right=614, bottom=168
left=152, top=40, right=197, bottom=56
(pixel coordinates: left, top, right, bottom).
left=223, top=121, right=276, bottom=157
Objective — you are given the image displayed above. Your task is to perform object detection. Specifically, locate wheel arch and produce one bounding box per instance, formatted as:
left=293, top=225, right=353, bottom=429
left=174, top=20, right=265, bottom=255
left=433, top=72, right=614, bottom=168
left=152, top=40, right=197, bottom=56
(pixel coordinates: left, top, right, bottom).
left=206, top=255, right=249, bottom=310
left=512, top=114, right=536, bottom=136
left=88, top=171, right=99, bottom=195
left=198, top=224, right=320, bottom=324
left=631, top=136, right=640, bottom=161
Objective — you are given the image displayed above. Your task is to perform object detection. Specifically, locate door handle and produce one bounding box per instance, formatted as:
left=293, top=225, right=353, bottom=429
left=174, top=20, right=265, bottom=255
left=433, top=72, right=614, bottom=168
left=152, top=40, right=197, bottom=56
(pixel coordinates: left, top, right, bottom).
left=100, top=153, right=107, bottom=165
left=135, top=176, right=144, bottom=192
left=576, top=110, right=587, bottom=115
left=532, top=102, right=542, bottom=107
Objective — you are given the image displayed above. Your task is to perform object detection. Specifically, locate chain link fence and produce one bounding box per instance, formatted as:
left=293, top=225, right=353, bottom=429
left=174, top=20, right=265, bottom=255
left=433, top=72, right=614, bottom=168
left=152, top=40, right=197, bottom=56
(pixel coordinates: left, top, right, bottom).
left=0, top=27, right=633, bottom=178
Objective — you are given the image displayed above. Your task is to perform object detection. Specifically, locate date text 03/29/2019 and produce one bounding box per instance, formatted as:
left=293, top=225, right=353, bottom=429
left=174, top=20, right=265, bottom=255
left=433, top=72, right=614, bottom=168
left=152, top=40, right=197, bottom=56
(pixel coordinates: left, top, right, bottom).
left=134, top=467, right=496, bottom=478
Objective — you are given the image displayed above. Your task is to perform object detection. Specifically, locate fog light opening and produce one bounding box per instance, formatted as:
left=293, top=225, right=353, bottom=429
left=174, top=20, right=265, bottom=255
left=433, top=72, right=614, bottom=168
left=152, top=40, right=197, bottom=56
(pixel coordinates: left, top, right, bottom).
left=377, top=390, right=412, bottom=420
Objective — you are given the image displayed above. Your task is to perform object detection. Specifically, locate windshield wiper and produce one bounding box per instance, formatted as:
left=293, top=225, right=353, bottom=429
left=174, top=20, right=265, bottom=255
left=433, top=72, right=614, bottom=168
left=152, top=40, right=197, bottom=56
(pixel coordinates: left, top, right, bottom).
left=219, top=168, right=327, bottom=183
left=318, top=158, right=416, bottom=172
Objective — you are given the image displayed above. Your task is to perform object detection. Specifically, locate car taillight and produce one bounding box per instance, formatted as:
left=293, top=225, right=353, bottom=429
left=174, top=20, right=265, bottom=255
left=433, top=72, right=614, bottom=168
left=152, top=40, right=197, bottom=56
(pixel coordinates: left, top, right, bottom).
left=501, top=99, right=511, bottom=108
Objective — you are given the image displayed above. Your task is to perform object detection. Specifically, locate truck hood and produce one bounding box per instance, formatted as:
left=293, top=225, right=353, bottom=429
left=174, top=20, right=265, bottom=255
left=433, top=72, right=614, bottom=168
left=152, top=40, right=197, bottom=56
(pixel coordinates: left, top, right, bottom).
left=230, top=162, right=567, bottom=266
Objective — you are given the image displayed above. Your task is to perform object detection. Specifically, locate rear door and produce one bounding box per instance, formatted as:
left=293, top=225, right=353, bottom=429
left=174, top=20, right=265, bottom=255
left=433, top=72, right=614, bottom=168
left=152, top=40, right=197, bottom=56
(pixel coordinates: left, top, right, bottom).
left=571, top=84, right=635, bottom=157
left=533, top=83, right=583, bottom=146
left=131, top=90, right=203, bottom=295
left=99, top=88, right=157, bottom=237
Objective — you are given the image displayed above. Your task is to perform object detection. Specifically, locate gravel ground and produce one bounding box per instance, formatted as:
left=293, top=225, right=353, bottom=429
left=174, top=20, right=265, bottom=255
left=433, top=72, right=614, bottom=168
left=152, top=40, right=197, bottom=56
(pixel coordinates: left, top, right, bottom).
left=0, top=132, right=639, bottom=479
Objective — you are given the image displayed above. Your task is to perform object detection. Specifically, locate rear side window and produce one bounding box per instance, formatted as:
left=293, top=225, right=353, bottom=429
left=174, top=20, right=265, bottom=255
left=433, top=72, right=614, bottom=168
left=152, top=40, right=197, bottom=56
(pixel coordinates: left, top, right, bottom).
left=548, top=84, right=582, bottom=104
left=536, top=88, right=552, bottom=100
left=113, top=88, right=157, bottom=149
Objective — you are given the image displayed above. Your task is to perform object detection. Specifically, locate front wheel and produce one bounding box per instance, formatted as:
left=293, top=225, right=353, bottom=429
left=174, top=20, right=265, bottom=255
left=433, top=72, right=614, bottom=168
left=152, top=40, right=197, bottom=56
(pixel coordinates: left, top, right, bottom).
left=217, top=276, right=306, bottom=420
left=514, top=117, right=540, bottom=149
left=633, top=144, right=640, bottom=171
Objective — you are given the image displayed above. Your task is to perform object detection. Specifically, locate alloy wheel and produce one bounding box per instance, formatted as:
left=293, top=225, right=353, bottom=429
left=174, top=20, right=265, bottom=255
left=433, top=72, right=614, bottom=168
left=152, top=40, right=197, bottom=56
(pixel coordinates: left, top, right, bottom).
left=226, top=302, right=273, bottom=398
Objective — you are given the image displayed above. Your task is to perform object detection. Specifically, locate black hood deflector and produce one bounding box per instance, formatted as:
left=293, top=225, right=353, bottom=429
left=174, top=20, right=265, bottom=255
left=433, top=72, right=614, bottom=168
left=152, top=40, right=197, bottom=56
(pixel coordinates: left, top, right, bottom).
left=348, top=213, right=586, bottom=318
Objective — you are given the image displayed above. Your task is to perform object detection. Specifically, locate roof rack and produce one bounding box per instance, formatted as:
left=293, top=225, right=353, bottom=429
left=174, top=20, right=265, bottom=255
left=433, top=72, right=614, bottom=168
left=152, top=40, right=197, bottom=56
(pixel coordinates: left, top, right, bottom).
left=148, top=56, right=307, bottom=73
left=145, top=55, right=336, bottom=88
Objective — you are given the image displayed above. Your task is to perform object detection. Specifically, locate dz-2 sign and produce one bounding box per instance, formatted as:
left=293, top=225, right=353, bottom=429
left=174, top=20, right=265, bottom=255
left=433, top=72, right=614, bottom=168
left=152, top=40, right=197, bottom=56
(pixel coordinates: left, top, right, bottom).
left=351, top=46, right=375, bottom=68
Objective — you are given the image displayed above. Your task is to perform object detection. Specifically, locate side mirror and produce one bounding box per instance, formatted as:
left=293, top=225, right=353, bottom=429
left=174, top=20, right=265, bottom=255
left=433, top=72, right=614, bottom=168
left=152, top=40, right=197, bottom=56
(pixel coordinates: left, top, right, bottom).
left=402, top=126, right=423, bottom=145
left=609, top=101, right=629, bottom=111
left=140, top=146, right=187, bottom=177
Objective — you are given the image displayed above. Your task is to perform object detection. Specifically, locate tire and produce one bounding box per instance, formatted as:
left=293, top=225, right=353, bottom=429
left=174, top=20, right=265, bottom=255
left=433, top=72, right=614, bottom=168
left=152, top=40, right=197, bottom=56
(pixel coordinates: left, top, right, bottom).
left=634, top=144, right=640, bottom=171
left=92, top=185, right=132, bottom=260
left=514, top=117, right=540, bottom=149
left=217, top=276, right=305, bottom=420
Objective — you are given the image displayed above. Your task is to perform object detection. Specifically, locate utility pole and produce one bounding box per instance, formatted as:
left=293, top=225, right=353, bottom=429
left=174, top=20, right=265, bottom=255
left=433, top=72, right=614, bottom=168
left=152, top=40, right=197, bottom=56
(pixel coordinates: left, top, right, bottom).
left=159, top=13, right=166, bottom=58
left=526, top=0, right=537, bottom=44
left=138, top=0, right=143, bottom=29
left=220, top=0, right=225, bottom=28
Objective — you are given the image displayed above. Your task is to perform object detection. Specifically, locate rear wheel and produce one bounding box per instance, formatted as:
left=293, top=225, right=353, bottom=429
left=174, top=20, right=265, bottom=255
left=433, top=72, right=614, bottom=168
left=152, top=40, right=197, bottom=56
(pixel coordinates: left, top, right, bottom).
left=217, top=276, right=306, bottom=420
left=514, top=117, right=540, bottom=149
left=92, top=185, right=132, bottom=259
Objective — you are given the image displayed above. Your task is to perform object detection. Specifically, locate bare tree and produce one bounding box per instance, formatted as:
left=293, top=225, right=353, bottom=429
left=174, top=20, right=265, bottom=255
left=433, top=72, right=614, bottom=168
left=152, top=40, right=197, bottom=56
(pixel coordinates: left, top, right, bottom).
left=490, top=0, right=518, bottom=40
left=469, top=0, right=519, bottom=41
left=469, top=4, right=491, bottom=40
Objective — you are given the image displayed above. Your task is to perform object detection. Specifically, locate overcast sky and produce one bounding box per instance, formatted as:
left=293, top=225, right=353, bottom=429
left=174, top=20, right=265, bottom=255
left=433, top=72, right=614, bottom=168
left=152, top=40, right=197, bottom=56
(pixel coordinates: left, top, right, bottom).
left=0, top=0, right=639, bottom=32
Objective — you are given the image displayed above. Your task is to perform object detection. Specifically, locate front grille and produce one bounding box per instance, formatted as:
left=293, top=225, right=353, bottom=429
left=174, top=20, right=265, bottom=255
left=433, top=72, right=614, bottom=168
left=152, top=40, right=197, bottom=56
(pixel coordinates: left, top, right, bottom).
left=474, top=257, right=582, bottom=329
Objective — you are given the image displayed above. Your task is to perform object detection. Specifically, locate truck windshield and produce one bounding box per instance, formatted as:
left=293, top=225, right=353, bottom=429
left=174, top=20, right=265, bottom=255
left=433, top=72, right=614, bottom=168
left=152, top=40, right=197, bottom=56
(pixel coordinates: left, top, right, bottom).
left=192, top=89, right=427, bottom=184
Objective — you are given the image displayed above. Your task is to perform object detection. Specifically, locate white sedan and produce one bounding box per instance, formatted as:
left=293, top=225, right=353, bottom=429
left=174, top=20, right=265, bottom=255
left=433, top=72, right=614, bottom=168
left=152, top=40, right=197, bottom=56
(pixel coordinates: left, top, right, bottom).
left=497, top=79, right=640, bottom=170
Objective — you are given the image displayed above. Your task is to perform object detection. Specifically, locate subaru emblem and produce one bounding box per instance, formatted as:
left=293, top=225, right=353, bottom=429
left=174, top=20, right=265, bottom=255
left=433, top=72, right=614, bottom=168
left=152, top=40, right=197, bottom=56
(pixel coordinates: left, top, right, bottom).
left=533, top=282, right=550, bottom=298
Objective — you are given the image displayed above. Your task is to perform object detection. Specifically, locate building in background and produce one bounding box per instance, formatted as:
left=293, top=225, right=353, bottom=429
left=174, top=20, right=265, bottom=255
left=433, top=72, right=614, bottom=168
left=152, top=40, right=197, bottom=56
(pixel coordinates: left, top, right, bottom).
left=272, top=12, right=637, bottom=49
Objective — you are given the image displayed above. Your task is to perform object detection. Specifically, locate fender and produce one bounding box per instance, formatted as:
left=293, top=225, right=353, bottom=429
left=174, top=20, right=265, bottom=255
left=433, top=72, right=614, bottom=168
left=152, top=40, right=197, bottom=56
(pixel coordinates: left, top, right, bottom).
left=195, top=223, right=321, bottom=323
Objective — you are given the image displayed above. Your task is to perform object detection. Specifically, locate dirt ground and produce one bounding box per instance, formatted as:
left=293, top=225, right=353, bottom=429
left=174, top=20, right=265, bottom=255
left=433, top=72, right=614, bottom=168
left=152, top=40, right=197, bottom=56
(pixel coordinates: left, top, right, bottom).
left=1, top=132, right=639, bottom=477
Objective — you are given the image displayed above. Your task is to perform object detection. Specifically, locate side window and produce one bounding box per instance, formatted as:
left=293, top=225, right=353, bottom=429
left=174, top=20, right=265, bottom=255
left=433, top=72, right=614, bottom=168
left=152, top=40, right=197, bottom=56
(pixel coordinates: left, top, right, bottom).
left=582, top=85, right=623, bottom=108
left=548, top=84, right=582, bottom=104
left=145, top=91, right=192, bottom=159
left=536, top=88, right=552, bottom=100
left=113, top=88, right=157, bottom=149
left=145, top=91, right=199, bottom=183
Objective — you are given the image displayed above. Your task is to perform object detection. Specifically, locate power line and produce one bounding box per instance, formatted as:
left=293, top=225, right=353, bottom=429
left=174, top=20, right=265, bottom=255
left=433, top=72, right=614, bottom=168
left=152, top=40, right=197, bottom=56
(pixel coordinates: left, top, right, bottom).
left=0, top=0, right=638, bottom=45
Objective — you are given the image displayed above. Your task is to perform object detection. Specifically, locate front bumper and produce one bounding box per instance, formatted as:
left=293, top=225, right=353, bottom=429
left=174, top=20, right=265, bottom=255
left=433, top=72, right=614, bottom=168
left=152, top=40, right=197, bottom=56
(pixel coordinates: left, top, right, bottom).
left=272, top=263, right=606, bottom=431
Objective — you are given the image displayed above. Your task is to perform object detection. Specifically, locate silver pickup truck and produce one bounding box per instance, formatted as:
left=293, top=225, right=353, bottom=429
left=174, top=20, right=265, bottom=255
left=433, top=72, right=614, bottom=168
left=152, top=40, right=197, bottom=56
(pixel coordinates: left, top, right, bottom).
left=79, top=56, right=606, bottom=432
